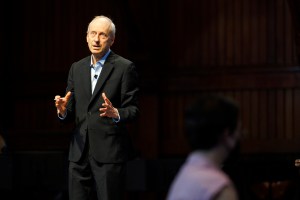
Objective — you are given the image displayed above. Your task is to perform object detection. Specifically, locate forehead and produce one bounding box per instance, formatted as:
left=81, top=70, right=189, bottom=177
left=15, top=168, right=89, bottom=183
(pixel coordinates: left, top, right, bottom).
left=89, top=18, right=111, bottom=32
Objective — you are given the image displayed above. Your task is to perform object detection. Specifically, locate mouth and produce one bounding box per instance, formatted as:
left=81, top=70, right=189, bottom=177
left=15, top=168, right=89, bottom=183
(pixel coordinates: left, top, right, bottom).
left=92, top=45, right=101, bottom=50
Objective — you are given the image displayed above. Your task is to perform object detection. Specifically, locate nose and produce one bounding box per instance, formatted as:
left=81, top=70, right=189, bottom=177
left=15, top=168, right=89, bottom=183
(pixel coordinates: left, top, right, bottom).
left=94, top=35, right=100, bottom=42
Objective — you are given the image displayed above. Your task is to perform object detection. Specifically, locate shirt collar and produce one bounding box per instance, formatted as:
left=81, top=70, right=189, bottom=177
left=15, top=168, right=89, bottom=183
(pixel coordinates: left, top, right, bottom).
left=90, top=49, right=111, bottom=67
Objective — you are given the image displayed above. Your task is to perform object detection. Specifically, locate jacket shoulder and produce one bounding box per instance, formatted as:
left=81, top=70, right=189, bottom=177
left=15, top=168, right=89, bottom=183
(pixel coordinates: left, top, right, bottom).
left=108, top=52, right=133, bottom=65
left=73, top=56, right=90, bottom=66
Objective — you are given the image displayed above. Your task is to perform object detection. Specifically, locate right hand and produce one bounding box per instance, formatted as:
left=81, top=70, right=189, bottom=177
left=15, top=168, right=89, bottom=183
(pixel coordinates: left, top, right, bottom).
left=54, top=91, right=72, bottom=116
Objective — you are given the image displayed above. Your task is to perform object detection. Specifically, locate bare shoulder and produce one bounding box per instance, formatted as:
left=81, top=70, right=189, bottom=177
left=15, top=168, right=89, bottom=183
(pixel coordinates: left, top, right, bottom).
left=213, top=184, right=239, bottom=200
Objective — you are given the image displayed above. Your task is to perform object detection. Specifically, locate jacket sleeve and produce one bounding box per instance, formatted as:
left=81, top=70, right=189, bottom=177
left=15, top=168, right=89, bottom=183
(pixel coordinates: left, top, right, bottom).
left=118, top=62, right=140, bottom=122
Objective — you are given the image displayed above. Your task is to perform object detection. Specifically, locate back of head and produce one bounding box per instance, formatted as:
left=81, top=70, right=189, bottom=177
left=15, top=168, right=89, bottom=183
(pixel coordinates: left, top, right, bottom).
left=185, top=94, right=239, bottom=151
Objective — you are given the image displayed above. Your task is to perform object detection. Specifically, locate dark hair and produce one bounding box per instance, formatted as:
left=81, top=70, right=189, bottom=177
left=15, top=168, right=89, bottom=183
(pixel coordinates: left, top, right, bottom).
left=185, top=94, right=239, bottom=150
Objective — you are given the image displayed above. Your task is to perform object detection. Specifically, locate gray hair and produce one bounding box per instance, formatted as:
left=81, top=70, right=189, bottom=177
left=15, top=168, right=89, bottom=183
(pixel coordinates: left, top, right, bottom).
left=87, top=15, right=116, bottom=37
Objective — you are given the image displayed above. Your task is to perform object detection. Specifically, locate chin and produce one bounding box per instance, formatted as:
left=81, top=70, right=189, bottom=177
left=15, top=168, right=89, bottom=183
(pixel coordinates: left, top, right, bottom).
left=91, top=50, right=101, bottom=55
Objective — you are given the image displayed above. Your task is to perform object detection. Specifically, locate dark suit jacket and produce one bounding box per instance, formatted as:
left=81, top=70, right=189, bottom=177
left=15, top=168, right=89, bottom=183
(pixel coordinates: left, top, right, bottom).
left=62, top=51, right=139, bottom=163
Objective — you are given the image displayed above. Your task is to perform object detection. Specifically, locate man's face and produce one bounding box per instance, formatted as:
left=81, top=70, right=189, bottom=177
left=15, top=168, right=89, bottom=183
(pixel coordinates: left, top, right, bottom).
left=86, top=18, right=115, bottom=60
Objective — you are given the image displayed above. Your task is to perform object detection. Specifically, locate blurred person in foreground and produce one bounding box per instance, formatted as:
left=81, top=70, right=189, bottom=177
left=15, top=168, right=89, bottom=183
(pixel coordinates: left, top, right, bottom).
left=54, top=15, right=139, bottom=200
left=166, top=94, right=240, bottom=200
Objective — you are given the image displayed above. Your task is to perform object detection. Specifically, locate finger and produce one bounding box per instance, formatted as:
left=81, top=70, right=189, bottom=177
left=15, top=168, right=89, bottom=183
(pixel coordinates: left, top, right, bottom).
left=102, top=93, right=112, bottom=106
left=54, top=95, right=61, bottom=101
left=102, top=103, right=111, bottom=108
left=99, top=108, right=107, bottom=112
left=99, top=107, right=109, bottom=117
left=102, top=92, right=108, bottom=102
left=64, top=91, right=72, bottom=102
left=100, top=112, right=107, bottom=117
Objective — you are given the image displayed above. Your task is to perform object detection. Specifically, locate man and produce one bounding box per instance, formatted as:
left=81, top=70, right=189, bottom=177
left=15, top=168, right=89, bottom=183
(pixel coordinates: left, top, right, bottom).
left=166, top=94, right=240, bottom=200
left=54, top=15, right=139, bottom=200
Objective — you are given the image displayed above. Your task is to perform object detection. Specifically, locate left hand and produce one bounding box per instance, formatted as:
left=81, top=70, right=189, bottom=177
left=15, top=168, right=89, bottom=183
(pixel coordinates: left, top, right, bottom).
left=99, top=92, right=119, bottom=119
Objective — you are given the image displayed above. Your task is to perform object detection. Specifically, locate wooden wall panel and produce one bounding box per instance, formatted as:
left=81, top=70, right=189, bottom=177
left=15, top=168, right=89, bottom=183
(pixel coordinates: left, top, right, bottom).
left=159, top=85, right=300, bottom=156
left=1, top=0, right=300, bottom=159
left=277, top=90, right=285, bottom=139
left=294, top=90, right=300, bottom=138
left=166, top=0, right=297, bottom=68
left=258, top=90, right=268, bottom=139
left=134, top=95, right=160, bottom=159
left=285, top=89, right=293, bottom=139
left=289, top=0, right=300, bottom=63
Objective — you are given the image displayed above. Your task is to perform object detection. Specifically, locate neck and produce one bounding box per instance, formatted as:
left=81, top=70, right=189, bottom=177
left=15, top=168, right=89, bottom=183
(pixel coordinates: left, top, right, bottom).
left=92, top=54, right=103, bottom=64
left=199, top=145, right=229, bottom=167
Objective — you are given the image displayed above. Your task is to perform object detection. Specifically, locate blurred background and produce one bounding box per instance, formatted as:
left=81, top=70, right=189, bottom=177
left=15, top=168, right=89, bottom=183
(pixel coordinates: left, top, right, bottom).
left=1, top=0, right=300, bottom=199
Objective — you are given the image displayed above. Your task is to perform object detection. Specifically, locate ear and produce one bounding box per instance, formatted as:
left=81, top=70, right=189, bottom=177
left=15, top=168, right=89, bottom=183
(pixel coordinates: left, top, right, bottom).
left=222, top=129, right=238, bottom=150
left=110, top=36, right=115, bottom=46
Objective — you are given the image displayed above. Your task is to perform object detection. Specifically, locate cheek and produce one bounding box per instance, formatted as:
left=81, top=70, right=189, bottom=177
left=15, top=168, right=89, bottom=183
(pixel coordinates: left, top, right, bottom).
left=87, top=36, right=94, bottom=44
left=225, top=133, right=238, bottom=150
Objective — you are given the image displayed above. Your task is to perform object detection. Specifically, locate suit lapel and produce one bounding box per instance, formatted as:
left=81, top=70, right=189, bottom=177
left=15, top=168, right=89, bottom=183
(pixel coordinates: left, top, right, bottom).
left=90, top=53, right=115, bottom=103
left=82, top=57, right=92, bottom=99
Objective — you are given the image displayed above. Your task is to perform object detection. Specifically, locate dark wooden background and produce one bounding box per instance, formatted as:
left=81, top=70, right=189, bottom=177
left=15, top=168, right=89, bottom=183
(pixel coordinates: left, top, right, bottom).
left=1, top=0, right=300, bottom=199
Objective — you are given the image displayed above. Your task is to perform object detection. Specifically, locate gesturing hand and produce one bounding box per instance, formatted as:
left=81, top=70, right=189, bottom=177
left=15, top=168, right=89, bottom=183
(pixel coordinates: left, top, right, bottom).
left=99, top=92, right=119, bottom=119
left=54, top=91, right=72, bottom=116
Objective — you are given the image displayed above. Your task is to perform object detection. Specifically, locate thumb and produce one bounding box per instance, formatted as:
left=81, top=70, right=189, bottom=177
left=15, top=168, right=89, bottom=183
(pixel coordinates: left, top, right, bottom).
left=65, top=91, right=72, bottom=102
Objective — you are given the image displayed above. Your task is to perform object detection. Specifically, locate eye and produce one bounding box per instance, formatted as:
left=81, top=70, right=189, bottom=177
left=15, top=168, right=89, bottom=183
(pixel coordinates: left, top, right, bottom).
left=100, top=33, right=108, bottom=39
left=89, top=31, right=97, bottom=37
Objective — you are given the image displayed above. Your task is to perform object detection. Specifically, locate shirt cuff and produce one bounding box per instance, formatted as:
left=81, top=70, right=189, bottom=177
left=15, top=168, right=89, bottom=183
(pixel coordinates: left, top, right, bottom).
left=58, top=111, right=67, bottom=120
left=113, top=109, right=120, bottom=123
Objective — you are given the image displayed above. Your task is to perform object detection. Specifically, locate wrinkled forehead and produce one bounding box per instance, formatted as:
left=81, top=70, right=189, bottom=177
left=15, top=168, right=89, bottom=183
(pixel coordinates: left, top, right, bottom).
left=88, top=18, right=111, bottom=32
